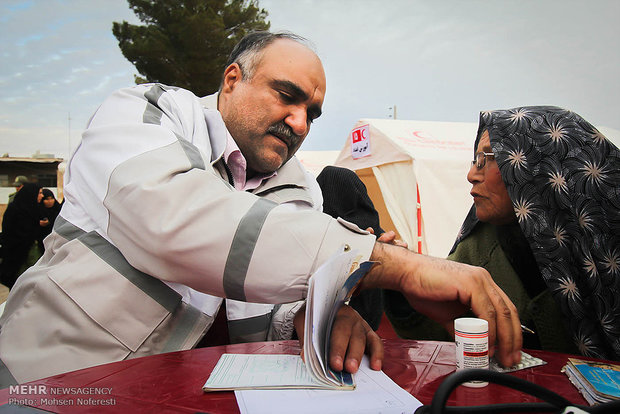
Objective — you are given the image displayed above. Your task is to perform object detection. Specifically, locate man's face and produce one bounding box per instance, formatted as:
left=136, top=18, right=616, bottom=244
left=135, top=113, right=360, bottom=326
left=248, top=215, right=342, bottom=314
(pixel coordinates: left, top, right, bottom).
left=467, top=130, right=516, bottom=225
left=219, top=39, right=326, bottom=176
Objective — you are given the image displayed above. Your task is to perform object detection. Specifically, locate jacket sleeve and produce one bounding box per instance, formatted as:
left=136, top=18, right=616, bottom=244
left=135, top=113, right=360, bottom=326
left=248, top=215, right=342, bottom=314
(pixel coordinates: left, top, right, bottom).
left=63, top=84, right=375, bottom=304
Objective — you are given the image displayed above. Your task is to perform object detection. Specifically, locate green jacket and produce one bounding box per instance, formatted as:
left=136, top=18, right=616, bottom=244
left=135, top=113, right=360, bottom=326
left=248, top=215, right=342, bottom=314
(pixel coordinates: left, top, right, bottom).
left=384, top=221, right=579, bottom=354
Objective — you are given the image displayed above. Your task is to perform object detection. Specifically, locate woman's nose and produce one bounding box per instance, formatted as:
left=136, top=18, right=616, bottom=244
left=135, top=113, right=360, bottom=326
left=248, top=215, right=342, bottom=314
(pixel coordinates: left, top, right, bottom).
left=467, top=162, right=482, bottom=183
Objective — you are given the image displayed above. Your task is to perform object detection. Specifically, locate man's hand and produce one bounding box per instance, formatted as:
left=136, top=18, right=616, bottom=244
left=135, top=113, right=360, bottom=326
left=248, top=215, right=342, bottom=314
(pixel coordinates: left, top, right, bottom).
left=294, top=305, right=383, bottom=373
left=362, top=242, right=522, bottom=367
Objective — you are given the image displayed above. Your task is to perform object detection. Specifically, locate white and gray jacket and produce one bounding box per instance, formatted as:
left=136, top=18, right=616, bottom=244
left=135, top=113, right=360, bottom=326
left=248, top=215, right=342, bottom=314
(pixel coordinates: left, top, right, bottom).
left=0, top=84, right=375, bottom=384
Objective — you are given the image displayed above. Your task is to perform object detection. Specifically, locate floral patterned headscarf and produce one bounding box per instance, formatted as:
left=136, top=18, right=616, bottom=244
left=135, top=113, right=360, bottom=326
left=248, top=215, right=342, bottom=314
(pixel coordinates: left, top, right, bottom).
left=452, top=106, right=620, bottom=360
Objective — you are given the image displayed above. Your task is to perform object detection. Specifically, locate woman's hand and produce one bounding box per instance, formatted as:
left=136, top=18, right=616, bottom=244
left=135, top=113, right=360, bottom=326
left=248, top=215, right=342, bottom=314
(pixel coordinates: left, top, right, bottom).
left=363, top=242, right=523, bottom=368
left=367, top=228, right=408, bottom=249
left=376, top=230, right=408, bottom=249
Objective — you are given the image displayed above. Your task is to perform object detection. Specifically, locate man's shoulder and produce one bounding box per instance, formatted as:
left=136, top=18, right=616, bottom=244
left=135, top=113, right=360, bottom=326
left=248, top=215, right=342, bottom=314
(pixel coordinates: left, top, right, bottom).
left=197, top=93, right=218, bottom=110
left=253, top=157, right=322, bottom=208
left=112, top=83, right=203, bottom=106
left=274, top=156, right=310, bottom=187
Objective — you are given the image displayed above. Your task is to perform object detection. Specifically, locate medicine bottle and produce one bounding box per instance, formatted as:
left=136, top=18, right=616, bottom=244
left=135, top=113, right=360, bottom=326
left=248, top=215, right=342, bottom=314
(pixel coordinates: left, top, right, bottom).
left=454, top=317, right=489, bottom=388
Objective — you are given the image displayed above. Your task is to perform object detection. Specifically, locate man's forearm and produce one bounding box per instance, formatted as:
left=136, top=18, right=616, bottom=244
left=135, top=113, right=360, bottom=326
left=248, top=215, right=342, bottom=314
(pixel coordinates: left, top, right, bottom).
left=361, top=242, right=417, bottom=292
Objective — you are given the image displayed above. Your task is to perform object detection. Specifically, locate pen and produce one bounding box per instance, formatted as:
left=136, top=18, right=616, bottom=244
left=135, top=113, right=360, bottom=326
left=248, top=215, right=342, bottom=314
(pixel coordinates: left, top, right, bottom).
left=521, top=324, right=535, bottom=335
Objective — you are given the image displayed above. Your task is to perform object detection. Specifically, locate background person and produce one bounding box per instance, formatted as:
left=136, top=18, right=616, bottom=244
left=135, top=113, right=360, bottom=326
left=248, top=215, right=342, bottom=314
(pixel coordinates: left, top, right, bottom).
left=385, top=106, right=620, bottom=361
left=7, top=175, right=28, bottom=204
left=37, top=189, right=62, bottom=255
left=0, top=183, right=42, bottom=289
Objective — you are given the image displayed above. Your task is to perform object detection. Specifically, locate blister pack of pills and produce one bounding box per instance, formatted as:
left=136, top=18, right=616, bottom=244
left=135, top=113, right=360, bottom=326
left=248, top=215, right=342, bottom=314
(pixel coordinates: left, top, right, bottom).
left=490, top=351, right=546, bottom=373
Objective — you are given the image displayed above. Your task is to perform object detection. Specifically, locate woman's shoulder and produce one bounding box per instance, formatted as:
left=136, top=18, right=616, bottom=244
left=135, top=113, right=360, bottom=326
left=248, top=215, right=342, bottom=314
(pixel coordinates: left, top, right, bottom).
left=448, top=221, right=501, bottom=265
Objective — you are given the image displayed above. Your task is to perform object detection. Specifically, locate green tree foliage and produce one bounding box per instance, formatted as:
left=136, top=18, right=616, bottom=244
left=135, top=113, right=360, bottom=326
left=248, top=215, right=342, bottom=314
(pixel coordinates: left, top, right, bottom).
left=113, top=0, right=270, bottom=96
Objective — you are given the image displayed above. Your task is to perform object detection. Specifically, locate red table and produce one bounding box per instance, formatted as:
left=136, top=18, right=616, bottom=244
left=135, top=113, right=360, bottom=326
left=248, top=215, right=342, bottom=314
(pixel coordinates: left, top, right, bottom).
left=0, top=339, right=596, bottom=413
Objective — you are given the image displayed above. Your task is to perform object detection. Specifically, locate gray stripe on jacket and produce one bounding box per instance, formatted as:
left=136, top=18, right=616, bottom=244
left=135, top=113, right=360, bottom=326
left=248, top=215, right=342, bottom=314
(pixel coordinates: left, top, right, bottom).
left=223, top=198, right=277, bottom=301
left=54, top=216, right=181, bottom=313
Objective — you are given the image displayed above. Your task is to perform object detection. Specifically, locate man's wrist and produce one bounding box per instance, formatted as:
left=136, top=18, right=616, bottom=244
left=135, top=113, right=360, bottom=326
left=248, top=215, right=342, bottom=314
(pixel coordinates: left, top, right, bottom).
left=362, top=242, right=414, bottom=292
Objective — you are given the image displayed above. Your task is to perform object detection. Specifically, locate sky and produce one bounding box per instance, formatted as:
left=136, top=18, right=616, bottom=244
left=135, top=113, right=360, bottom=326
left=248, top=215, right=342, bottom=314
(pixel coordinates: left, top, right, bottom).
left=1, top=0, right=618, bottom=159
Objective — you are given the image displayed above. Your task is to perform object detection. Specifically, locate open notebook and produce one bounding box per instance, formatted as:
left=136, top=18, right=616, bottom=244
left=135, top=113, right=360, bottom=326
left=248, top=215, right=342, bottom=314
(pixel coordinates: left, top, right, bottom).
left=203, top=247, right=373, bottom=391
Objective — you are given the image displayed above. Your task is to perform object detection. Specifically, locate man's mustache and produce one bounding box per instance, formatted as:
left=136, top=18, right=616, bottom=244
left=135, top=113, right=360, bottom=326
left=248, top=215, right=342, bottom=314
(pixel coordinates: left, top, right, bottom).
left=267, top=122, right=301, bottom=148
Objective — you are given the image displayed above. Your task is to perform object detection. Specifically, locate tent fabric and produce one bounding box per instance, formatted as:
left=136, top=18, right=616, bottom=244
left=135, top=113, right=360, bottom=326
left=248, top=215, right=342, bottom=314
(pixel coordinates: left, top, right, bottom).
left=371, top=162, right=418, bottom=252
left=414, top=157, right=472, bottom=256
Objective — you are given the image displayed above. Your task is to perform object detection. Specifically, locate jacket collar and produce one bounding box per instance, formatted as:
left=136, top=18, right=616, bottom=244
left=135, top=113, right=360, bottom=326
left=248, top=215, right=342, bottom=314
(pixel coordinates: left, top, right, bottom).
left=199, top=93, right=226, bottom=164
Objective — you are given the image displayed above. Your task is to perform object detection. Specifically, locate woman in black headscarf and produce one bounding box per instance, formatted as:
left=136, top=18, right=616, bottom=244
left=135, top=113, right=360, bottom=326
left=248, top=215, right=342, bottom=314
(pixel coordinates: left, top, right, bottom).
left=37, top=189, right=62, bottom=254
left=385, top=106, right=620, bottom=360
left=1, top=182, right=42, bottom=289
left=316, top=166, right=386, bottom=330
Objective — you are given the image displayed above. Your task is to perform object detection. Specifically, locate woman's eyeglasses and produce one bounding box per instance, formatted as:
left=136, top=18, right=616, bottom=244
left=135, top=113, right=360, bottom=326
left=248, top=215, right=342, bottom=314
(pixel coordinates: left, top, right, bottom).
left=472, top=152, right=495, bottom=169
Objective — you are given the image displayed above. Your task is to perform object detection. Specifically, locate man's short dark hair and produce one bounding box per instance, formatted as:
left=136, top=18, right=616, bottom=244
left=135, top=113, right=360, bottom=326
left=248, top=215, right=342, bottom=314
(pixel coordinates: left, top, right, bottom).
left=220, top=31, right=314, bottom=89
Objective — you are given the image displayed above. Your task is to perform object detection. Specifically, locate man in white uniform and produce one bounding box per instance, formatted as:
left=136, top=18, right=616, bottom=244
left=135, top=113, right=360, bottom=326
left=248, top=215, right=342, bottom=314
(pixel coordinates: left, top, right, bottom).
left=0, top=32, right=522, bottom=385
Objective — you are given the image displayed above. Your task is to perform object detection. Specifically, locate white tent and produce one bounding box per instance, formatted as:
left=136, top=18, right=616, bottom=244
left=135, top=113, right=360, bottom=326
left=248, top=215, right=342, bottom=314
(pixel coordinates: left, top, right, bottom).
left=334, top=119, right=620, bottom=258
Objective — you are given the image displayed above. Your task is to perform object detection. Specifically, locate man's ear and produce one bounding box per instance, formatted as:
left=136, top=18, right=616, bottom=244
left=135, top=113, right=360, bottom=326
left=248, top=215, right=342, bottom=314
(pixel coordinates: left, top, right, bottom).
left=221, top=63, right=243, bottom=94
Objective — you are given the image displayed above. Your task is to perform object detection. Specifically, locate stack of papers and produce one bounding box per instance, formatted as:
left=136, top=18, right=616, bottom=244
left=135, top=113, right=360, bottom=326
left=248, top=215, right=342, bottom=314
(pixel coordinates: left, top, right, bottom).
left=563, top=358, right=620, bottom=405
left=203, top=248, right=372, bottom=391
left=235, top=356, right=422, bottom=414
left=202, top=354, right=337, bottom=390
left=303, top=250, right=374, bottom=389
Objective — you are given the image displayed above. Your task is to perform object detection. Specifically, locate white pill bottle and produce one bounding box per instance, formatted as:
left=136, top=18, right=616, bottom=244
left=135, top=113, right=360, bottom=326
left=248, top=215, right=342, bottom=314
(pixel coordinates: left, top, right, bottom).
left=454, top=317, right=489, bottom=388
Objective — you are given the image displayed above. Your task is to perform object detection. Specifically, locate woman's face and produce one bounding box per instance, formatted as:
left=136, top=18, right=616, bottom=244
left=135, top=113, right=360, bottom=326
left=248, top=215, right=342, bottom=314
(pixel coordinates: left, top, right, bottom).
left=37, top=189, right=44, bottom=204
left=467, top=130, right=516, bottom=225
left=43, top=196, right=55, bottom=208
